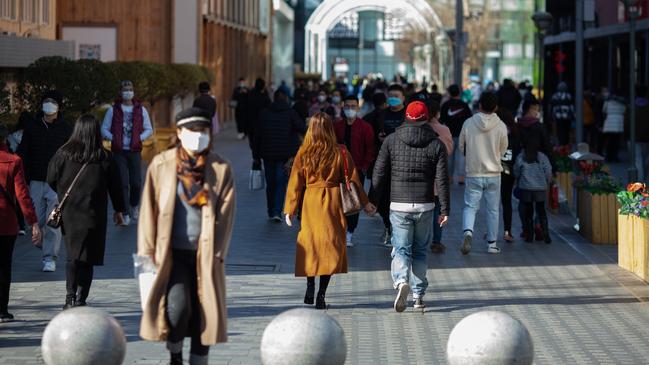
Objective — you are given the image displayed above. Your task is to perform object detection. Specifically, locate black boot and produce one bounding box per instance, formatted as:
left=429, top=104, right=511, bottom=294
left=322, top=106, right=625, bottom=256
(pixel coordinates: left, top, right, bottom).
left=63, top=294, right=75, bottom=310
left=540, top=215, right=552, bottom=244
left=315, top=293, right=326, bottom=310
left=304, top=283, right=315, bottom=305
left=169, top=352, right=183, bottom=365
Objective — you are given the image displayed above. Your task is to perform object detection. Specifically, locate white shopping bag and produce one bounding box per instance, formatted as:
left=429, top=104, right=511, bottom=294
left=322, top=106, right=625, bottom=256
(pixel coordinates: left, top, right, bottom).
left=133, top=254, right=157, bottom=311
left=249, top=161, right=265, bottom=191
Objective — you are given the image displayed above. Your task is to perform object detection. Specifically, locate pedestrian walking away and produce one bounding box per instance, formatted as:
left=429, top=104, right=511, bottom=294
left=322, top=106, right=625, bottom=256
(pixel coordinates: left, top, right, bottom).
left=495, top=108, right=520, bottom=243
left=193, top=81, right=219, bottom=136
left=253, top=90, right=307, bottom=221
left=17, top=89, right=72, bottom=272
left=101, top=80, right=154, bottom=226
left=459, top=92, right=508, bottom=254
left=334, top=95, right=375, bottom=247
left=137, top=107, right=236, bottom=365
left=245, top=78, right=272, bottom=150
left=230, top=78, right=249, bottom=140
left=440, top=84, right=472, bottom=185
left=601, top=90, right=625, bottom=162
left=372, top=101, right=450, bottom=311
left=46, top=115, right=127, bottom=310
left=284, top=112, right=375, bottom=310
left=0, top=124, right=42, bottom=323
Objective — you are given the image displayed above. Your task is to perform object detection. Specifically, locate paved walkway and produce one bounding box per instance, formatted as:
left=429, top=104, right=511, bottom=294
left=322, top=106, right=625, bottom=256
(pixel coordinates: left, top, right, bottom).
left=2, top=126, right=649, bottom=364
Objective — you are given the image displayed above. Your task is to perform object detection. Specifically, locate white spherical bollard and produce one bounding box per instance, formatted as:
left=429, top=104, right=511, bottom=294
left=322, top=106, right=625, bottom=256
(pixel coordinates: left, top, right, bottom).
left=261, top=308, right=347, bottom=365
left=447, top=311, right=534, bottom=365
left=42, top=307, right=126, bottom=365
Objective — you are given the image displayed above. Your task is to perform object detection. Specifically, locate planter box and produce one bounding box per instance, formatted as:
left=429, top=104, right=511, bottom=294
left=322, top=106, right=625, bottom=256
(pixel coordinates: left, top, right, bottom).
left=556, top=172, right=573, bottom=210
left=618, top=214, right=649, bottom=282
left=577, top=190, right=618, bottom=244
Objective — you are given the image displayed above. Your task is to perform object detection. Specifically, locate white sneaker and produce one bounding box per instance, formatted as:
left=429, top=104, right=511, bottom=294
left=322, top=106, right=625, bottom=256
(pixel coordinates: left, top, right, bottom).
left=346, top=232, right=354, bottom=247
left=18, top=230, right=26, bottom=236
left=487, top=243, right=501, bottom=254
left=394, top=283, right=410, bottom=313
left=460, top=231, right=472, bottom=255
left=42, top=261, right=56, bottom=272
left=120, top=215, right=131, bottom=227
left=237, top=133, right=246, bottom=140
left=131, top=206, right=140, bottom=220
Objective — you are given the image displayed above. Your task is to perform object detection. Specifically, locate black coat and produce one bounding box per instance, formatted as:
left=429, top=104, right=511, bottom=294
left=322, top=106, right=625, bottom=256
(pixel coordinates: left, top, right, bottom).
left=253, top=101, right=307, bottom=161
left=245, top=88, right=271, bottom=135
left=17, top=114, right=72, bottom=182
left=440, top=99, right=472, bottom=137
left=47, top=152, right=125, bottom=265
left=497, top=86, right=522, bottom=115
left=372, top=123, right=450, bottom=216
left=518, top=117, right=556, bottom=173
left=193, top=94, right=217, bottom=118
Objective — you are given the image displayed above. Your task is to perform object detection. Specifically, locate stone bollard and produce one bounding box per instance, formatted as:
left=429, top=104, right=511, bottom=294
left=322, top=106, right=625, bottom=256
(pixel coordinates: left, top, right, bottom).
left=260, top=308, right=347, bottom=365
left=42, top=307, right=126, bottom=365
left=447, top=311, right=534, bottom=365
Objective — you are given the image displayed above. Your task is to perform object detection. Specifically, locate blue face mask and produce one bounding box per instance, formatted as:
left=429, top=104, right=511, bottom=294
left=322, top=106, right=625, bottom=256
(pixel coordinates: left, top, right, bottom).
left=387, top=97, right=402, bottom=107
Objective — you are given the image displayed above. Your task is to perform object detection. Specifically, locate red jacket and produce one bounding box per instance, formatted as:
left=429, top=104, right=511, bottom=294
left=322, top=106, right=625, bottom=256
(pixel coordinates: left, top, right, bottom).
left=0, top=149, right=38, bottom=236
left=334, top=118, right=375, bottom=172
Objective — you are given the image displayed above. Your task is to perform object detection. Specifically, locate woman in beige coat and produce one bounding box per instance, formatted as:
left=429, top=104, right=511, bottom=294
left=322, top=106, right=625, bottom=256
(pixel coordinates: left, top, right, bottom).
left=137, top=108, right=235, bottom=365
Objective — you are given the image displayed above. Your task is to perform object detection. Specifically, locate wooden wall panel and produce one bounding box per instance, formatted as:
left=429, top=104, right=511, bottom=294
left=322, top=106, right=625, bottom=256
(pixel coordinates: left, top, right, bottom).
left=57, top=0, right=172, bottom=63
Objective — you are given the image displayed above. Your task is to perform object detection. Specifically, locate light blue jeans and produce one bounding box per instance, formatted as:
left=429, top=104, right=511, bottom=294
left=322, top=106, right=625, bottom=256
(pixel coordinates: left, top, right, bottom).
left=449, top=137, right=465, bottom=179
left=29, top=181, right=62, bottom=263
left=462, top=176, right=501, bottom=243
left=390, top=210, right=433, bottom=298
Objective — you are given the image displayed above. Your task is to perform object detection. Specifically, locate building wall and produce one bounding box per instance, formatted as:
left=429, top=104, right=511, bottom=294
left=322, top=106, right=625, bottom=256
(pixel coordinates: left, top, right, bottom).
left=0, top=0, right=57, bottom=39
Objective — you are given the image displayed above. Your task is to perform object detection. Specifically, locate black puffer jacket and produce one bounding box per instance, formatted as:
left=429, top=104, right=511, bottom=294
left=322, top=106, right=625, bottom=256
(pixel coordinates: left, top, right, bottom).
left=253, top=101, right=307, bottom=161
left=372, top=123, right=450, bottom=215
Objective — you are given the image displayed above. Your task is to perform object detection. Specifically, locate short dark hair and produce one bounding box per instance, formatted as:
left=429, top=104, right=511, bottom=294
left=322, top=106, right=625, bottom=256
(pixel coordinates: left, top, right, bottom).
left=427, top=100, right=441, bottom=118
left=199, top=82, right=210, bottom=93
left=120, top=80, right=133, bottom=89
left=431, top=84, right=439, bottom=92
left=522, top=98, right=540, bottom=115
left=274, top=89, right=288, bottom=102
left=344, top=95, right=359, bottom=103
left=372, top=92, right=387, bottom=107
left=479, top=92, right=498, bottom=113
left=388, top=84, right=405, bottom=94
left=448, top=84, right=461, bottom=97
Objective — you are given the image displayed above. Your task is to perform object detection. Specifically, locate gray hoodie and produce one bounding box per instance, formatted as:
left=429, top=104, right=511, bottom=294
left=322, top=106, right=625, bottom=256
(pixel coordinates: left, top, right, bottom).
left=459, top=112, right=508, bottom=177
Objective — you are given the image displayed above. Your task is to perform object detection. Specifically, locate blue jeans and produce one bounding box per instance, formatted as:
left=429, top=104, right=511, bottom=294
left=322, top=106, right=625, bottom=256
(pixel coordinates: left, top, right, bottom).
left=390, top=210, right=433, bottom=298
left=462, top=176, right=501, bottom=243
left=449, top=137, right=465, bottom=179
left=263, top=159, right=288, bottom=217
left=432, top=201, right=443, bottom=244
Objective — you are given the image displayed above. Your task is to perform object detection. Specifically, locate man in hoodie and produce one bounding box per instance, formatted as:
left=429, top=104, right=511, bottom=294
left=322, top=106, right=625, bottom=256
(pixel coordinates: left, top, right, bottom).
left=372, top=101, right=450, bottom=312
left=334, top=95, right=375, bottom=247
left=253, top=90, right=307, bottom=222
left=18, top=90, right=72, bottom=272
left=441, top=84, right=473, bottom=185
left=459, top=92, right=508, bottom=255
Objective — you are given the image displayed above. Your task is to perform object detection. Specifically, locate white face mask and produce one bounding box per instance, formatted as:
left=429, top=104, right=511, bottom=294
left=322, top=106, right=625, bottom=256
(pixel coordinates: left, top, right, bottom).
left=179, top=129, right=210, bottom=153
left=122, top=91, right=135, bottom=101
left=332, top=96, right=341, bottom=104
left=42, top=102, right=58, bottom=115
left=317, top=95, right=327, bottom=103
left=344, top=109, right=358, bottom=119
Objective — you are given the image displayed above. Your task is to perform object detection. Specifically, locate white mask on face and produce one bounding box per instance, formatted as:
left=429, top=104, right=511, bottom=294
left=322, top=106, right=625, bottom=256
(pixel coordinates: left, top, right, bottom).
left=332, top=96, right=341, bottom=104
left=317, top=95, right=327, bottom=103
left=344, top=109, right=358, bottom=119
left=122, top=91, right=135, bottom=101
left=179, top=129, right=210, bottom=153
left=42, top=102, right=58, bottom=115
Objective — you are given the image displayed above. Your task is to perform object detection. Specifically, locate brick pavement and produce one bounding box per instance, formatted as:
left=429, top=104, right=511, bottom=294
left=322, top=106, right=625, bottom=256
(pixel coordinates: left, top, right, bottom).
left=2, top=126, right=649, bottom=364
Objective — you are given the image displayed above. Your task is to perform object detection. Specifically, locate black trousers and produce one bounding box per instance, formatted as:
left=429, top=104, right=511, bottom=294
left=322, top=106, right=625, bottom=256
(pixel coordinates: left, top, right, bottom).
left=346, top=172, right=365, bottom=233
left=0, top=236, right=17, bottom=313
left=604, top=133, right=621, bottom=162
left=523, top=201, right=548, bottom=239
left=66, top=260, right=94, bottom=301
left=501, top=173, right=515, bottom=232
left=166, top=249, right=209, bottom=356
left=114, top=150, right=143, bottom=214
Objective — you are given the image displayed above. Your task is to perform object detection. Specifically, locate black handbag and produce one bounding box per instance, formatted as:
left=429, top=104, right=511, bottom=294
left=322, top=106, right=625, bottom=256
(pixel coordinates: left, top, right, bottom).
left=47, top=163, right=88, bottom=228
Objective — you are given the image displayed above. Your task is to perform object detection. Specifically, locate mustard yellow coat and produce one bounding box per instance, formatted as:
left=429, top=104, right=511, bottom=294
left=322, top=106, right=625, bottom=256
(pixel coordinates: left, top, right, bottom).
left=137, top=149, right=236, bottom=345
left=284, top=146, right=368, bottom=277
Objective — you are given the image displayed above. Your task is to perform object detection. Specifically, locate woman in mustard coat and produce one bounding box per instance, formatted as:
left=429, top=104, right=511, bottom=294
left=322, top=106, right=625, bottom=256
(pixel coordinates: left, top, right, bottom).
left=284, top=112, right=375, bottom=309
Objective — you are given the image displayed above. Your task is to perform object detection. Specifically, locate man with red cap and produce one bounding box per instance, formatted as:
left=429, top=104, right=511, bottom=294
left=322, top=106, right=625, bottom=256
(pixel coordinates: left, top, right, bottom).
left=372, top=100, right=450, bottom=312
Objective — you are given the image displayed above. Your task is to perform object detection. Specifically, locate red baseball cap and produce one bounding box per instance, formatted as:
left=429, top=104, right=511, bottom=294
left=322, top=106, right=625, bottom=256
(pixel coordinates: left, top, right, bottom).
left=405, top=101, right=429, bottom=122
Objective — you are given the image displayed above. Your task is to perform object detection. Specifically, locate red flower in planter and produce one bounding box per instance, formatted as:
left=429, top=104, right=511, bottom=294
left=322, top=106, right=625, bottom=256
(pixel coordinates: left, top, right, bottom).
left=628, top=182, right=647, bottom=193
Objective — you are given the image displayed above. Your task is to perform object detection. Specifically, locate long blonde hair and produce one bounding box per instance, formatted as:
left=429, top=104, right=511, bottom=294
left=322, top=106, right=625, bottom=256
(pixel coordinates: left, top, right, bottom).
left=298, top=112, right=339, bottom=177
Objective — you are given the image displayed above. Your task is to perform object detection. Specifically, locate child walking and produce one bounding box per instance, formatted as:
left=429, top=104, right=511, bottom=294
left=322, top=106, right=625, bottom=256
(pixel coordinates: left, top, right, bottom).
left=513, top=140, right=553, bottom=244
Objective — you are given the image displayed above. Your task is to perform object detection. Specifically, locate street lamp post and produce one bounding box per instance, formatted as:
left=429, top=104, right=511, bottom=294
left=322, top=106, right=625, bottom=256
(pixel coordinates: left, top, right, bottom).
left=454, top=0, right=464, bottom=86
left=623, top=0, right=640, bottom=183
left=532, top=12, right=553, bottom=100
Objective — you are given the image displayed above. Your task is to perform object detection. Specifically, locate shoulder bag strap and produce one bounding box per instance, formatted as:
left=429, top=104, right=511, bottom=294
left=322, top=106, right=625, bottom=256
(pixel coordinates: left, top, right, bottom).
left=58, top=162, right=89, bottom=208
left=340, top=145, right=351, bottom=190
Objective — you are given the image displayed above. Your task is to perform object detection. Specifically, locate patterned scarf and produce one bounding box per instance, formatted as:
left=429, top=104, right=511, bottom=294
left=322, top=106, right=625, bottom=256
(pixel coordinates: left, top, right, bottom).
left=176, top=147, right=209, bottom=207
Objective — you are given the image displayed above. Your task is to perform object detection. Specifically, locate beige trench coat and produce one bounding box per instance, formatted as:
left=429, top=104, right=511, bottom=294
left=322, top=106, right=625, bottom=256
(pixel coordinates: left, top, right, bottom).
left=137, top=148, right=236, bottom=345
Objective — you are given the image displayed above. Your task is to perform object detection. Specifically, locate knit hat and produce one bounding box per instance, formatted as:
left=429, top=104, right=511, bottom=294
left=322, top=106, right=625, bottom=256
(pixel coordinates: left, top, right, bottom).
left=175, top=107, right=212, bottom=129
left=405, top=101, right=429, bottom=122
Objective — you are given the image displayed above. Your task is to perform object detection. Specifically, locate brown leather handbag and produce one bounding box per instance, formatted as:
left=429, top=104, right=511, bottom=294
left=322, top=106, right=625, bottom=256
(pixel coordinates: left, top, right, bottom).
left=339, top=146, right=363, bottom=216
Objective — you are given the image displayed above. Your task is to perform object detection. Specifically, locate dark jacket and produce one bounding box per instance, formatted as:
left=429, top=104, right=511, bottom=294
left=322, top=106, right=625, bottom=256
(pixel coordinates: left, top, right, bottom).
left=333, top=118, right=375, bottom=172
left=246, top=88, right=271, bottom=135
left=193, top=93, right=217, bottom=118
left=253, top=101, right=307, bottom=161
left=440, top=98, right=472, bottom=137
left=363, top=107, right=386, bottom=152
left=17, top=114, right=72, bottom=182
left=372, top=122, right=450, bottom=215
left=497, top=85, right=522, bottom=114
left=0, top=150, right=38, bottom=236
left=46, top=151, right=125, bottom=265
left=518, top=116, right=556, bottom=173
